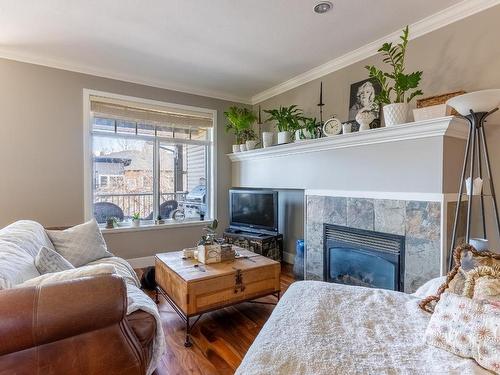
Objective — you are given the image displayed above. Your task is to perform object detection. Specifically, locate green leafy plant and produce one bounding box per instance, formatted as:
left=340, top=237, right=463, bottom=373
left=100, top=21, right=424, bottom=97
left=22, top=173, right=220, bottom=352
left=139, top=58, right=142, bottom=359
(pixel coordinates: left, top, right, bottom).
left=297, top=116, right=318, bottom=139
left=240, top=128, right=257, bottom=142
left=106, top=216, right=118, bottom=228
left=132, top=213, right=140, bottom=220
left=224, top=106, right=257, bottom=144
left=198, top=219, right=218, bottom=246
left=365, top=26, right=423, bottom=105
left=264, top=105, right=303, bottom=132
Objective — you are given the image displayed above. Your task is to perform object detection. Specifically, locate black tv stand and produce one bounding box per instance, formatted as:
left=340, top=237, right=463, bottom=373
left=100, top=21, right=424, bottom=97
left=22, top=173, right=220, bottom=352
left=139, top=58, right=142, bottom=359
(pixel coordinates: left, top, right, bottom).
left=223, top=228, right=283, bottom=262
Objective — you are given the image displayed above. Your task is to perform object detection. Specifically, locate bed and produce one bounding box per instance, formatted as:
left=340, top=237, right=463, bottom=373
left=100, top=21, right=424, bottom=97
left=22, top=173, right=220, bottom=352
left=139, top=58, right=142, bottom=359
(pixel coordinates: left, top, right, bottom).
left=236, top=280, right=492, bottom=375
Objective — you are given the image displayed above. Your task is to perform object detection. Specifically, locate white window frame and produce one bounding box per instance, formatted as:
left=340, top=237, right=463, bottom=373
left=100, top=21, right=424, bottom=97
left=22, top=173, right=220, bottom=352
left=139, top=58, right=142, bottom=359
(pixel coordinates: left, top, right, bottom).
left=83, top=89, right=217, bottom=225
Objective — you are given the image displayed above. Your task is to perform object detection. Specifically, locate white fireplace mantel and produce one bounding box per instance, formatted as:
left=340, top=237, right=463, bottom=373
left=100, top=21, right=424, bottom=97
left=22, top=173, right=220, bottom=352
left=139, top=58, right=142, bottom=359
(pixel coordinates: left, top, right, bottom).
left=228, top=116, right=468, bottom=162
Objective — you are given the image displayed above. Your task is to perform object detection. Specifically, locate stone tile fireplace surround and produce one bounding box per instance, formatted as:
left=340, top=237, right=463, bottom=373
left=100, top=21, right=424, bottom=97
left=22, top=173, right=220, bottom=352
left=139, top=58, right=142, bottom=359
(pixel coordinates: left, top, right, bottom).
left=306, top=194, right=442, bottom=292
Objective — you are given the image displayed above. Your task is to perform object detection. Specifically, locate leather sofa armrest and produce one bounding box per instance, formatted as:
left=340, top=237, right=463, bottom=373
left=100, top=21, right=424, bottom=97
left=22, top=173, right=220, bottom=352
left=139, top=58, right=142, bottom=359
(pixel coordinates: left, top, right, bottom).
left=0, top=274, right=127, bottom=355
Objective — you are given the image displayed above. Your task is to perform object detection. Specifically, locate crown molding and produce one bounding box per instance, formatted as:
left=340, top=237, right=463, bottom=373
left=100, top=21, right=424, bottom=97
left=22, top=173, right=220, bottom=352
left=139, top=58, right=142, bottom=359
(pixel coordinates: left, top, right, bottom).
left=250, top=0, right=500, bottom=105
left=0, top=51, right=251, bottom=105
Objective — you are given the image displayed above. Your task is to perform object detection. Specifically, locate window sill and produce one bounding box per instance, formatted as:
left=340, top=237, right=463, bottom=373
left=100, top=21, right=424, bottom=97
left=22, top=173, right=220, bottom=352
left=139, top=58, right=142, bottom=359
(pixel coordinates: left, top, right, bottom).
left=99, top=219, right=210, bottom=234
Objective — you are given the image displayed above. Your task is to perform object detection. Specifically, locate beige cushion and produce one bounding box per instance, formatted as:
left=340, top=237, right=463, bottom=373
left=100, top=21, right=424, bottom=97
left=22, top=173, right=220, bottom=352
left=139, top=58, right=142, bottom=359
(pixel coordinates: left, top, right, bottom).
left=463, top=265, right=500, bottom=303
left=425, top=292, right=500, bottom=373
left=35, top=246, right=74, bottom=274
left=46, top=219, right=113, bottom=267
left=17, top=264, right=116, bottom=288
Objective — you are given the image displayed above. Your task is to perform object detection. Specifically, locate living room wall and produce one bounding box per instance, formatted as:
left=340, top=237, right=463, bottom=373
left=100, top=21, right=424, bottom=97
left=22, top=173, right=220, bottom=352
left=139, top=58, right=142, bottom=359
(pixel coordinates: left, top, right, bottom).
left=0, top=58, right=241, bottom=259
left=253, top=5, right=500, bottom=249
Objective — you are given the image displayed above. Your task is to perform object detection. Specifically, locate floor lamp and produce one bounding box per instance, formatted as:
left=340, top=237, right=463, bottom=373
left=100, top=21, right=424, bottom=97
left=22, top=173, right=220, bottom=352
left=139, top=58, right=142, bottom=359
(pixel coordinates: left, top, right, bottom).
left=447, top=89, right=500, bottom=270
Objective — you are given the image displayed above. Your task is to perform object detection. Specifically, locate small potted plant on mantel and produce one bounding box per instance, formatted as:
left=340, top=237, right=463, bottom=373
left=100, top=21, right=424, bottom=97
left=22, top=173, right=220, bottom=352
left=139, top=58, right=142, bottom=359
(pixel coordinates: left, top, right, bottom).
left=295, top=116, right=318, bottom=141
left=241, top=128, right=259, bottom=150
left=264, top=105, right=303, bottom=144
left=224, top=106, right=257, bottom=152
left=365, top=26, right=423, bottom=126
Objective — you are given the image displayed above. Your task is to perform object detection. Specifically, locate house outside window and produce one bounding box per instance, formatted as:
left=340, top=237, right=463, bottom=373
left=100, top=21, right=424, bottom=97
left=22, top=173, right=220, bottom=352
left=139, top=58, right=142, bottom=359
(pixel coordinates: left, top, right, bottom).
left=86, top=92, right=215, bottom=225
left=99, top=175, right=108, bottom=187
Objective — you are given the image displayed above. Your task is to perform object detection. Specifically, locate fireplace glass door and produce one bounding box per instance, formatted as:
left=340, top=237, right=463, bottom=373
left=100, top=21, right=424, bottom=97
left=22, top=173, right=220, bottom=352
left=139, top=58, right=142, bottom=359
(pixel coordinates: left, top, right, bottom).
left=328, top=247, right=397, bottom=290
left=324, top=224, right=405, bottom=291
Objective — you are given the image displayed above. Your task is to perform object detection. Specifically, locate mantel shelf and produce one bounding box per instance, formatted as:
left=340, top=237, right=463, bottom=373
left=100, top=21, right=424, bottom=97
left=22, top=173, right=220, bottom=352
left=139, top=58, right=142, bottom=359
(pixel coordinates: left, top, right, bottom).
left=228, top=116, right=468, bottom=162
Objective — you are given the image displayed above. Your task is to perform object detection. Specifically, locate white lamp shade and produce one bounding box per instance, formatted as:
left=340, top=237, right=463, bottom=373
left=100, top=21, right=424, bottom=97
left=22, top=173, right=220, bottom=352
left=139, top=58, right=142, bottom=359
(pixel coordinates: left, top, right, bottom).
left=446, top=89, right=500, bottom=116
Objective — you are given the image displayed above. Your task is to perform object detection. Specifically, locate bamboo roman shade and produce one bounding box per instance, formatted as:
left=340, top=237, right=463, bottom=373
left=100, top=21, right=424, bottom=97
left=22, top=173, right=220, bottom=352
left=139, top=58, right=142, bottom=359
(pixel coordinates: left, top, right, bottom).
left=90, top=96, right=213, bottom=129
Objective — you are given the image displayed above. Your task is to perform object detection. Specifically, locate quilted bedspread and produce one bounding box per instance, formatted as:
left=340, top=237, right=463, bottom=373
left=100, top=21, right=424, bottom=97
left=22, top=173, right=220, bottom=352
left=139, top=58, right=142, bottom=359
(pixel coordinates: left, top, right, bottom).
left=236, top=281, right=492, bottom=375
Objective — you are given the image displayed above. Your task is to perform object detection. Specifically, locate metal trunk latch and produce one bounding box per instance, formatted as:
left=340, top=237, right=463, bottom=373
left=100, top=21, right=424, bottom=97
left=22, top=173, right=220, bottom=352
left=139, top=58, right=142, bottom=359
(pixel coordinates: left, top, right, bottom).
left=234, top=269, right=245, bottom=293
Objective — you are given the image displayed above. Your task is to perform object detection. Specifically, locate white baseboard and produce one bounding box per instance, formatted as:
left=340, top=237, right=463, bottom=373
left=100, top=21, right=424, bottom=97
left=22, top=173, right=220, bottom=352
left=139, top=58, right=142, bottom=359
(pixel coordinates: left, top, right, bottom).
left=127, top=255, right=155, bottom=269
left=283, top=251, right=295, bottom=265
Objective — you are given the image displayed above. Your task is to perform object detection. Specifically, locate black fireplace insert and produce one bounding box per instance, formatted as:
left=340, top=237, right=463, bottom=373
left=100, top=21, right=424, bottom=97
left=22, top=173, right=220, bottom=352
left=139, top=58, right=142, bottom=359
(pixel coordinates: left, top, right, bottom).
left=323, top=224, right=405, bottom=291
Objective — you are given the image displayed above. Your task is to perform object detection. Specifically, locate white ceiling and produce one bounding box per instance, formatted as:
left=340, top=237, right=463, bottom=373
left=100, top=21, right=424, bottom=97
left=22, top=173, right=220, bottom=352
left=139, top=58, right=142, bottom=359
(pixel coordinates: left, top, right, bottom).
left=0, top=0, right=479, bottom=103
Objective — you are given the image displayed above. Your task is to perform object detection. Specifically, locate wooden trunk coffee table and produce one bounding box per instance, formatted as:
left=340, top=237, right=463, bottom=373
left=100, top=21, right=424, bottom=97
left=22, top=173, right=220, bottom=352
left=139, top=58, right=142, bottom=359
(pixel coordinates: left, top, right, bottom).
left=155, top=248, right=281, bottom=347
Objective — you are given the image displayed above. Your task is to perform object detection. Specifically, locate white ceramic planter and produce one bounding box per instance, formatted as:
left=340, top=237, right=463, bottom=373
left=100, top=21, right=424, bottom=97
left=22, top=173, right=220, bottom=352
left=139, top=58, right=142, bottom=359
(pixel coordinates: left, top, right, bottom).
left=383, top=103, right=409, bottom=127
left=295, top=129, right=314, bottom=141
left=239, top=144, right=247, bottom=152
left=232, top=144, right=240, bottom=153
left=132, top=219, right=140, bottom=227
left=262, top=132, right=274, bottom=148
left=277, top=131, right=291, bottom=144
left=245, top=140, right=258, bottom=150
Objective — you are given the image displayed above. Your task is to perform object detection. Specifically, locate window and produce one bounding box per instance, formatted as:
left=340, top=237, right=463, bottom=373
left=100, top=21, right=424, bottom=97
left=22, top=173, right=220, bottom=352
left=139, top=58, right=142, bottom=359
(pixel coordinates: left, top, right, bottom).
left=86, top=92, right=215, bottom=225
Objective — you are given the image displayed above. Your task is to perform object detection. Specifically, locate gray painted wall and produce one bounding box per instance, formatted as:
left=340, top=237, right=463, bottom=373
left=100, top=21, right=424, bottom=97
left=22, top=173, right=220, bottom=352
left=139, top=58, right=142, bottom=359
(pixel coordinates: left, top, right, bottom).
left=250, top=6, right=500, bottom=252
left=0, top=58, right=241, bottom=258
left=277, top=190, right=304, bottom=263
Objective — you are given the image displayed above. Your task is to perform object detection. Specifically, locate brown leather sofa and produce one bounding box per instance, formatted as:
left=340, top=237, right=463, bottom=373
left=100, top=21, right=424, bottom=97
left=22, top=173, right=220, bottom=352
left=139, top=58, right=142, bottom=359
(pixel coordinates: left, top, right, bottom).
left=0, top=274, right=156, bottom=375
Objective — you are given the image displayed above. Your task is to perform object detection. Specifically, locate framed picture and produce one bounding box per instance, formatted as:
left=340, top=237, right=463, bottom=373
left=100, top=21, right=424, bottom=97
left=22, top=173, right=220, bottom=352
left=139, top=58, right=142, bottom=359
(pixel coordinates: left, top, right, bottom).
left=348, top=78, right=381, bottom=129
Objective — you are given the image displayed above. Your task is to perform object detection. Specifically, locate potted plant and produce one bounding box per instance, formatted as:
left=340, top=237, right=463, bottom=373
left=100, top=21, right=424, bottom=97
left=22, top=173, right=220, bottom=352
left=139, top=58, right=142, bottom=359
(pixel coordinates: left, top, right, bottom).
left=105, top=216, right=117, bottom=229
left=241, top=128, right=258, bottom=150
left=295, top=116, right=318, bottom=141
left=131, top=212, right=141, bottom=227
left=224, top=106, right=257, bottom=152
left=365, top=26, right=423, bottom=126
left=197, top=219, right=221, bottom=264
left=265, top=105, right=303, bottom=144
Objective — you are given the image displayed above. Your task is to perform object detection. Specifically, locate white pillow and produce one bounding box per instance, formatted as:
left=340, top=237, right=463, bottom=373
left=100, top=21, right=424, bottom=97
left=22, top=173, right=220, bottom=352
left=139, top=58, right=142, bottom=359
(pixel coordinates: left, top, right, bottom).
left=35, top=246, right=74, bottom=274
left=17, top=264, right=117, bottom=288
left=46, top=219, right=113, bottom=267
left=413, top=276, right=447, bottom=299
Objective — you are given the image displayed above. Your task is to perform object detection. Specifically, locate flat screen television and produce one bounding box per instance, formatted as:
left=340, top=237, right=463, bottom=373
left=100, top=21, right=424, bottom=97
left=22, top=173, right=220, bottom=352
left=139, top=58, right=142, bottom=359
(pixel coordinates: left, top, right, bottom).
left=229, top=189, right=278, bottom=233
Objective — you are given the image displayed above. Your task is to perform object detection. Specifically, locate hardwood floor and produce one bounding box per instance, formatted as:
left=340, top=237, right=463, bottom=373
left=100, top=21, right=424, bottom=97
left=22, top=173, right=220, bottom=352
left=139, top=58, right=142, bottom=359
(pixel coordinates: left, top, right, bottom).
left=141, top=263, right=295, bottom=375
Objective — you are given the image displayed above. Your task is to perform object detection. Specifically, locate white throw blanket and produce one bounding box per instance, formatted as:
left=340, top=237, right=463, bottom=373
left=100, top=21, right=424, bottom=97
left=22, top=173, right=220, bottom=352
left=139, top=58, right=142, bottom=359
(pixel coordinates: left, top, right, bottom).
left=236, top=281, right=491, bottom=375
left=88, top=257, right=166, bottom=375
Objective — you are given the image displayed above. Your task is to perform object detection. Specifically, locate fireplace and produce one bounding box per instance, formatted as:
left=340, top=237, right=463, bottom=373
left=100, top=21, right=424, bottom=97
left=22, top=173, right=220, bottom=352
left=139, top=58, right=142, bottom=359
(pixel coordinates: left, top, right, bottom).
left=324, top=224, right=405, bottom=291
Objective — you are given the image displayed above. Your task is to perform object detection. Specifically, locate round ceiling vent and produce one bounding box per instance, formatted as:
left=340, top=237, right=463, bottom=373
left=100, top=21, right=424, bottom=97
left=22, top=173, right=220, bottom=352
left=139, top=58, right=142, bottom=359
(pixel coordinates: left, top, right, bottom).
left=314, top=1, right=333, bottom=14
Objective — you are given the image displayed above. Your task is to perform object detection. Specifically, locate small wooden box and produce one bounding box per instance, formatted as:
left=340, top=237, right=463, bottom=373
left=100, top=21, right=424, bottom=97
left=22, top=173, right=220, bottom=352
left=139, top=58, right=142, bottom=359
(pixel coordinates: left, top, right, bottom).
left=155, top=249, right=281, bottom=317
left=197, top=244, right=221, bottom=264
